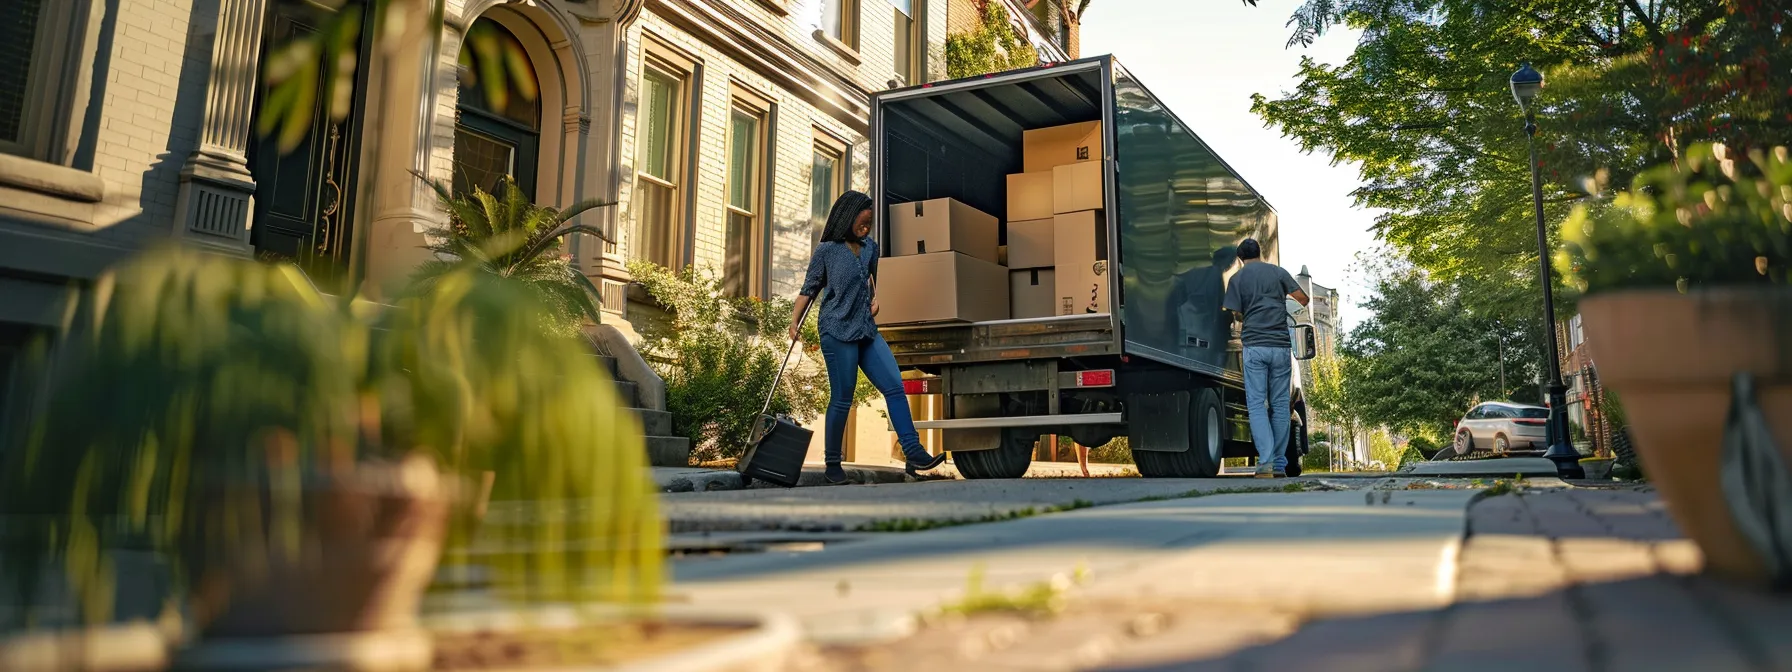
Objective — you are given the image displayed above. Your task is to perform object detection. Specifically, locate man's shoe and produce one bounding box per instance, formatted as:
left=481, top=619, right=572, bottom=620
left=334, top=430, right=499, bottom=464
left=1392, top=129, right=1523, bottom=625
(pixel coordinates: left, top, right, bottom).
left=1254, top=465, right=1276, bottom=479
left=824, top=462, right=849, bottom=485
left=905, top=452, right=949, bottom=478
left=1274, top=468, right=1288, bottom=478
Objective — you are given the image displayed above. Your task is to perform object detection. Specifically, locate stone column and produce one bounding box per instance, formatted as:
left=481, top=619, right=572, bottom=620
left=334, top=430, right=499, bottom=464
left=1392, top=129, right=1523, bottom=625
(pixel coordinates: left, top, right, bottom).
left=574, top=0, right=646, bottom=319
left=359, top=0, right=450, bottom=299
left=172, top=0, right=267, bottom=254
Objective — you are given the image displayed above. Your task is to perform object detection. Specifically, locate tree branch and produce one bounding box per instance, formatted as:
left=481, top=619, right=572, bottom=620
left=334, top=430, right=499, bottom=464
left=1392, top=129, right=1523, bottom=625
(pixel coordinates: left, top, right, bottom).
left=1621, top=0, right=1665, bottom=42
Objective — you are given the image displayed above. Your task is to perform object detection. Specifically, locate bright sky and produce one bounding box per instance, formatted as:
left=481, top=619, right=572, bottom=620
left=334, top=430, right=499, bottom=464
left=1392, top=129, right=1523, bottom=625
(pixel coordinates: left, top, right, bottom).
left=1081, top=1, right=1382, bottom=330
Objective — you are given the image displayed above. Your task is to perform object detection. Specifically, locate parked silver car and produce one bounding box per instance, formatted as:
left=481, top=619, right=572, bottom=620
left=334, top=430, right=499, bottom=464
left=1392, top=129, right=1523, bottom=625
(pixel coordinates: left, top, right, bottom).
left=1451, top=402, right=1550, bottom=455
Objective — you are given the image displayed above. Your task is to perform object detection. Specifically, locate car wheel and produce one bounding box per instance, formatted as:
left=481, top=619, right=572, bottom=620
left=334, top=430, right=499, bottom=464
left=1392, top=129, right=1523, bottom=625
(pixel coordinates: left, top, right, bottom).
left=1454, top=430, right=1473, bottom=457
left=1494, top=434, right=1511, bottom=455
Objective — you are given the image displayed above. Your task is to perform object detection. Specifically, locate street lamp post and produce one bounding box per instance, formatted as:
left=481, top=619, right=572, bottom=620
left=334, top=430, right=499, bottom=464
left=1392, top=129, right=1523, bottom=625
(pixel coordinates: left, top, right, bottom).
left=1510, top=63, right=1585, bottom=479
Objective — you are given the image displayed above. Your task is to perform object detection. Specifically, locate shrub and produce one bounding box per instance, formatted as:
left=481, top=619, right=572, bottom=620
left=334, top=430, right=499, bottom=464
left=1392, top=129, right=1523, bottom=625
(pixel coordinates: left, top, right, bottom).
left=629, top=262, right=874, bottom=462
left=1558, top=143, right=1790, bottom=295
left=1301, top=442, right=1332, bottom=472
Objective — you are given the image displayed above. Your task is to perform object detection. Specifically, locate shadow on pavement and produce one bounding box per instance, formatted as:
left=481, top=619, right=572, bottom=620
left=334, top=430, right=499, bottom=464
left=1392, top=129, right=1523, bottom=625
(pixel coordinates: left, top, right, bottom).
left=1099, top=572, right=1791, bottom=671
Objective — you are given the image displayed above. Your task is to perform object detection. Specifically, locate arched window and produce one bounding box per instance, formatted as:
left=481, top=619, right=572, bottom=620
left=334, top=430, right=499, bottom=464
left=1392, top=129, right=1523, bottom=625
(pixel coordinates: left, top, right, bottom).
left=453, top=18, right=541, bottom=198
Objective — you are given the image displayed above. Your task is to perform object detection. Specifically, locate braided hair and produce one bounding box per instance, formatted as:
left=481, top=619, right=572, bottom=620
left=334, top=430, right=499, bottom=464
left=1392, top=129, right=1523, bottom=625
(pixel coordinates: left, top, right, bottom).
left=818, top=191, right=874, bottom=244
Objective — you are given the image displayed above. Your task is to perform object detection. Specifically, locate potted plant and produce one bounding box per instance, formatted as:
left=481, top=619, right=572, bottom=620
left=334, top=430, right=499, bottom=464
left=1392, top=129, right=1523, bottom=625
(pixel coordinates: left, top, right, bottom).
left=1559, top=143, right=1792, bottom=585
left=0, top=246, right=663, bottom=668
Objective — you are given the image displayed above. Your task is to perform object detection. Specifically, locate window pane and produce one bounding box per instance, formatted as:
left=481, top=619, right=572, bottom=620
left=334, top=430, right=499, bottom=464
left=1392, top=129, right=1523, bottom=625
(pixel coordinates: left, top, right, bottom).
left=1518, top=407, right=1550, bottom=419
left=0, top=0, right=44, bottom=144
left=724, top=209, right=754, bottom=297
left=639, top=68, right=679, bottom=181
left=892, top=10, right=913, bottom=84
left=452, top=127, right=515, bottom=196
left=822, top=0, right=843, bottom=39
left=887, top=0, right=912, bottom=15
left=636, top=179, right=677, bottom=267
left=810, top=150, right=838, bottom=242
left=727, top=109, right=758, bottom=212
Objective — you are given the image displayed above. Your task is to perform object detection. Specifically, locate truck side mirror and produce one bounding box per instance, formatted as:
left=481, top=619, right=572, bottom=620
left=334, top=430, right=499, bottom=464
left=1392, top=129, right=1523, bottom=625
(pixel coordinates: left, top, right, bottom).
left=1293, top=324, right=1317, bottom=361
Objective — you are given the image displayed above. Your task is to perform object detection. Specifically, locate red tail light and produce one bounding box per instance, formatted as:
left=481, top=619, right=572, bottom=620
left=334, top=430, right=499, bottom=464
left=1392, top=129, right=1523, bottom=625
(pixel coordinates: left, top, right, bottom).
left=1515, top=419, right=1547, bottom=426
left=903, top=378, right=941, bottom=395
left=1071, top=370, right=1115, bottom=388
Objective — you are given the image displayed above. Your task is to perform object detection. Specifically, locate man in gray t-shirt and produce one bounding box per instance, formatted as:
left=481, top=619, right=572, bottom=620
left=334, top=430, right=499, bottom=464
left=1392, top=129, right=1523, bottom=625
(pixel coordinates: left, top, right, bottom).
left=1222, top=238, right=1309, bottom=477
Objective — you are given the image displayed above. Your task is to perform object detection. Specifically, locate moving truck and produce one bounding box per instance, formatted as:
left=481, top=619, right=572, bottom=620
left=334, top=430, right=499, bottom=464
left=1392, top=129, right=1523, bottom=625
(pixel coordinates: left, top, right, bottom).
left=871, top=56, right=1318, bottom=479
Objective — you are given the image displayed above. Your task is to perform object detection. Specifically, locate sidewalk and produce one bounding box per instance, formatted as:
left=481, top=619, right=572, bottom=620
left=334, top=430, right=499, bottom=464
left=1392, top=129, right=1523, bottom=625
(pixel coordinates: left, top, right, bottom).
left=807, top=485, right=1792, bottom=672
left=670, top=489, right=1476, bottom=646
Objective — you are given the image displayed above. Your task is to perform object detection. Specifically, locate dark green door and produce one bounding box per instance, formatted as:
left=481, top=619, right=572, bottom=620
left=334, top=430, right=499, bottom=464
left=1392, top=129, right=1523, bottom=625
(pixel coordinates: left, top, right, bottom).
left=246, top=0, right=375, bottom=293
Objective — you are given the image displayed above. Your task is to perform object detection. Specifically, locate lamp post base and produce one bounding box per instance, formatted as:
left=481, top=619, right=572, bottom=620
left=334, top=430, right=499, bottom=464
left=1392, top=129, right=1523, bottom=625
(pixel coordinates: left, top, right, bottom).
left=1540, top=383, right=1585, bottom=479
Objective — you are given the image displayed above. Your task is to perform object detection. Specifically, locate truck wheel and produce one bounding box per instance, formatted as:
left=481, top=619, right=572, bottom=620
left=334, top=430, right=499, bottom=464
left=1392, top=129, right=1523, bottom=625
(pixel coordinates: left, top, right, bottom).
left=1134, top=388, right=1223, bottom=478
left=1283, top=420, right=1306, bottom=477
left=956, top=428, right=1035, bottom=480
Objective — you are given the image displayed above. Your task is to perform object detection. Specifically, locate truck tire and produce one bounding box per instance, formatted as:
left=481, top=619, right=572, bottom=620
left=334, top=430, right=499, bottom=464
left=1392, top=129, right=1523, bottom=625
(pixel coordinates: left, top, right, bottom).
left=956, top=428, right=1035, bottom=480
left=1134, top=387, right=1223, bottom=478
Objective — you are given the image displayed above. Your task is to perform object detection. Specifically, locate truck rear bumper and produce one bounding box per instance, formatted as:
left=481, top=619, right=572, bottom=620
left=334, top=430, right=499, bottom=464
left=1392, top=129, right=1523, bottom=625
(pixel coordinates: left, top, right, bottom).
left=911, top=413, right=1125, bottom=431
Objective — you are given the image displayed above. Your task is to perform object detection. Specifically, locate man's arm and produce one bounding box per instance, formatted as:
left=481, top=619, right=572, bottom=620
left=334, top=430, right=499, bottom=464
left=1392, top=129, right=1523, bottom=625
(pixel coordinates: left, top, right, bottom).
left=1283, top=270, right=1310, bottom=306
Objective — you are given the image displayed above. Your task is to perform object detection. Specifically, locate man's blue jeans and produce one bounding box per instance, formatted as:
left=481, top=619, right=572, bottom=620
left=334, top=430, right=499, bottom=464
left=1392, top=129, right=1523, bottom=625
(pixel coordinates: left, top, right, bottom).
left=820, top=334, right=928, bottom=464
left=1243, top=346, right=1292, bottom=470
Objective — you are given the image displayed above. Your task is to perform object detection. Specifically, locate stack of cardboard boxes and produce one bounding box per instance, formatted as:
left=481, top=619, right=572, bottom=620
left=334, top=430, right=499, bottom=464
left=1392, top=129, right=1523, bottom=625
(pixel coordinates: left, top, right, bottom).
left=1005, top=120, right=1109, bottom=318
left=877, top=197, right=1008, bottom=325
left=876, top=119, right=1109, bottom=326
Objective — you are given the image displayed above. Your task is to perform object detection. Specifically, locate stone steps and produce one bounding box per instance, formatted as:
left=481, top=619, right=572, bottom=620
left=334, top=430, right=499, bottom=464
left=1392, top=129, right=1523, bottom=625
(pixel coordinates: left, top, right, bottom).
left=595, top=353, right=689, bottom=468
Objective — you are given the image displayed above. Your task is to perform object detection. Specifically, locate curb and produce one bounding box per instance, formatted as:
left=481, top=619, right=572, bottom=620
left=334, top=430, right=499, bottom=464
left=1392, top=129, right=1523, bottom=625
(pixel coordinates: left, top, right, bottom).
left=427, top=605, right=803, bottom=672
left=658, top=464, right=924, bottom=493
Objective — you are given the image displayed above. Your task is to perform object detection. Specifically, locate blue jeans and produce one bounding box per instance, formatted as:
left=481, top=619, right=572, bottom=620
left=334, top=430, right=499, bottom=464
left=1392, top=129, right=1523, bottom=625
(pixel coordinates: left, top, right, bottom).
left=1243, top=346, right=1293, bottom=470
left=820, top=334, right=928, bottom=464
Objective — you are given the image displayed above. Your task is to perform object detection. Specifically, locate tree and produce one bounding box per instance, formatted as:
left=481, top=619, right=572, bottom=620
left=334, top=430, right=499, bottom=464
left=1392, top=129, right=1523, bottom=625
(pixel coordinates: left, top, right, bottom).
left=1251, top=0, right=1792, bottom=285
left=1336, top=254, right=1543, bottom=438
left=1303, top=351, right=1362, bottom=451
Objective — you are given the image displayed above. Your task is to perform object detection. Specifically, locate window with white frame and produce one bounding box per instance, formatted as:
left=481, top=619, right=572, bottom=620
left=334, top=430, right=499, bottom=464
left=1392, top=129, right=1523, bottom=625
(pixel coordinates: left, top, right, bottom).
left=723, top=89, right=771, bottom=299
left=1, top=0, right=77, bottom=161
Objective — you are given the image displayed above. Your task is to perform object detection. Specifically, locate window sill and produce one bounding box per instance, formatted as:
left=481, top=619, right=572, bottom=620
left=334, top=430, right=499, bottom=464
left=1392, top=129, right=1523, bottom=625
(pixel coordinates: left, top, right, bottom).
left=753, top=0, right=791, bottom=16
left=0, top=154, right=104, bottom=203
left=812, top=30, right=862, bottom=65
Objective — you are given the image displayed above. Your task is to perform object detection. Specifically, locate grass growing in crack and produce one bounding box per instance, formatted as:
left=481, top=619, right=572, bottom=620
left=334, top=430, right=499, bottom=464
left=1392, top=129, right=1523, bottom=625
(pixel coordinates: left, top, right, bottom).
left=856, top=499, right=1096, bottom=532
left=938, top=563, right=1088, bottom=618
left=1479, top=479, right=1519, bottom=497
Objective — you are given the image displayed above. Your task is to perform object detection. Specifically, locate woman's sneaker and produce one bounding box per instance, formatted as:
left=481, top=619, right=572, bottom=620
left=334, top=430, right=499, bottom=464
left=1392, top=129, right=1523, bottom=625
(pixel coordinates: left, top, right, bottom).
left=824, top=462, right=849, bottom=485
left=905, top=452, right=948, bottom=478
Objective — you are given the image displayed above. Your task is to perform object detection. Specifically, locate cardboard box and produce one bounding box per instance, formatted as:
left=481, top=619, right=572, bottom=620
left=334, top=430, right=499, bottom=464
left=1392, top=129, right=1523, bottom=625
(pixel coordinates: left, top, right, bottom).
left=1010, top=268, right=1057, bottom=319
left=1053, top=160, right=1105, bottom=214
left=1006, top=172, right=1055, bottom=222
left=1005, top=218, right=1054, bottom=269
left=1023, top=121, right=1103, bottom=173
left=887, top=198, right=999, bottom=262
left=877, top=252, right=1011, bottom=325
left=1053, top=211, right=1111, bottom=316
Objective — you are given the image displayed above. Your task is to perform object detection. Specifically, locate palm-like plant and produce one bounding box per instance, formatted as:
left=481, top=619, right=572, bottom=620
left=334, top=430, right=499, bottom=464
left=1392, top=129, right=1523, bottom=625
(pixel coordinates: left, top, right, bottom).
left=413, top=175, right=614, bottom=336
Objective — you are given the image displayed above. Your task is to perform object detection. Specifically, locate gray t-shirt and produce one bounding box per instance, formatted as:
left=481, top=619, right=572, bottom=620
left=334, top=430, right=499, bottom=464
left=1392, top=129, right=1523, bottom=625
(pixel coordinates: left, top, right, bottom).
left=1222, top=261, right=1302, bottom=348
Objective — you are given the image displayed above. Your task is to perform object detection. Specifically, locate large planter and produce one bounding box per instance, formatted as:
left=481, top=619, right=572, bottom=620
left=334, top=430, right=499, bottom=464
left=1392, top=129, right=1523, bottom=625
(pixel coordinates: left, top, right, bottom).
left=175, top=456, right=456, bottom=671
left=1581, top=288, right=1792, bottom=586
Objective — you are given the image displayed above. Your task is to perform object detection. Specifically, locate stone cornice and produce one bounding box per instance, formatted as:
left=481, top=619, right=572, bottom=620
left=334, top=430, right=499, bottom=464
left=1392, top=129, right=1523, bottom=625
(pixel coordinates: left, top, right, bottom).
left=646, top=0, right=871, bottom=134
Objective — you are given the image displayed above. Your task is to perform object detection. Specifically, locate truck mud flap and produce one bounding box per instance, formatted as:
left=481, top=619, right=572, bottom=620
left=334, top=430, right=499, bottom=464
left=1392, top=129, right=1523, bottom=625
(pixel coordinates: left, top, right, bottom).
left=1127, top=391, right=1190, bottom=453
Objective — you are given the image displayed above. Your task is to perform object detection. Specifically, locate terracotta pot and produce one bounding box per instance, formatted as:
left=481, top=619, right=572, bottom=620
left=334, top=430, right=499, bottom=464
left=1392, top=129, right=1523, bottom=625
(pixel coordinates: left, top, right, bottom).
left=178, top=455, right=455, bottom=671
left=1581, top=288, right=1792, bottom=586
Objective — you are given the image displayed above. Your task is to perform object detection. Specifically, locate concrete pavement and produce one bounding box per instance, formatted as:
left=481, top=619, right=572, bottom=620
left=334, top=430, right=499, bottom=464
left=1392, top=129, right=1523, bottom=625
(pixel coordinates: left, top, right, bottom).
left=805, top=485, right=1792, bottom=672
left=669, top=488, right=1477, bottom=646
